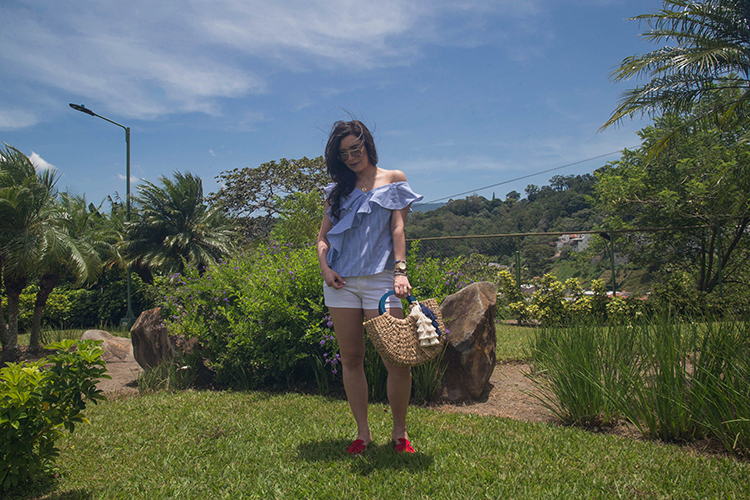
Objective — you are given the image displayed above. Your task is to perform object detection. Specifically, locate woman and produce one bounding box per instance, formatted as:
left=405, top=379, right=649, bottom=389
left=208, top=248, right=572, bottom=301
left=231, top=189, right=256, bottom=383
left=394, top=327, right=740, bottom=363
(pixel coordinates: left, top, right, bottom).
left=317, top=120, right=423, bottom=455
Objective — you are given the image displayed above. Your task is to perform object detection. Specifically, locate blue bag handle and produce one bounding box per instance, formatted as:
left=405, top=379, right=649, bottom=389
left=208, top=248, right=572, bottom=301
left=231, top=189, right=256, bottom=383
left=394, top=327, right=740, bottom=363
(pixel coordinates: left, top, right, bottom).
left=378, top=291, right=444, bottom=338
left=378, top=290, right=417, bottom=315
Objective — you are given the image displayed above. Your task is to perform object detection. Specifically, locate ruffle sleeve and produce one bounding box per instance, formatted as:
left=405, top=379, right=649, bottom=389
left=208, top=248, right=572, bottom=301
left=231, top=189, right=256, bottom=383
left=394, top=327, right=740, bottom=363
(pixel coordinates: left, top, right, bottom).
left=365, top=181, right=423, bottom=213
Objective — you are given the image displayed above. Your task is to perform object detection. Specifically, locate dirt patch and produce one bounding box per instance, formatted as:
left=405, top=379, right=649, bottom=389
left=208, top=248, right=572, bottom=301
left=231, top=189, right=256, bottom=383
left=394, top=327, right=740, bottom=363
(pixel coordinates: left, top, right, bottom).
left=10, top=346, right=553, bottom=421
left=93, top=356, right=558, bottom=424
left=433, top=361, right=557, bottom=423
left=96, top=358, right=142, bottom=397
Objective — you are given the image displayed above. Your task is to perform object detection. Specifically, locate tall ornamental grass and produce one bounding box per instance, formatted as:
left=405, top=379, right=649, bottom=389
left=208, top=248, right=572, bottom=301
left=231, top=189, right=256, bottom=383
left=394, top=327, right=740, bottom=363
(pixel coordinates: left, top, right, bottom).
left=692, top=320, right=750, bottom=458
left=529, top=316, right=750, bottom=457
left=527, top=323, right=627, bottom=427
left=610, top=317, right=701, bottom=442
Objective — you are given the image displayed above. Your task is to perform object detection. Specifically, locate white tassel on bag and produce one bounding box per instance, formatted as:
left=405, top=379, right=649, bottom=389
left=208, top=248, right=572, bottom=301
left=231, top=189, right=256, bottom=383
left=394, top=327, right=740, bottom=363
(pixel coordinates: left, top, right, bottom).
left=409, top=303, right=440, bottom=346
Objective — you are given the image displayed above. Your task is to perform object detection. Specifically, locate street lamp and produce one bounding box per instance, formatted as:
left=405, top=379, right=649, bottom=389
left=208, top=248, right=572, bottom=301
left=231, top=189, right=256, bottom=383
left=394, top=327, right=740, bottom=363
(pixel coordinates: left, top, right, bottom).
left=69, top=103, right=137, bottom=329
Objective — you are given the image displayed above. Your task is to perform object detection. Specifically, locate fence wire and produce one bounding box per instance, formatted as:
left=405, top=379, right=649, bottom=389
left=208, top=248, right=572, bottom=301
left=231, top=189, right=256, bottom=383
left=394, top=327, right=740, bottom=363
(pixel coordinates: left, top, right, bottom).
left=406, top=223, right=746, bottom=295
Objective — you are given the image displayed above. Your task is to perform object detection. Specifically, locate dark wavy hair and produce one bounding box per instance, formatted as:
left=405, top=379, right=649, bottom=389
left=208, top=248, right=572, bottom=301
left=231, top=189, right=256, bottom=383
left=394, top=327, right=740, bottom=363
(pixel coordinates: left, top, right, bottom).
left=324, top=120, right=378, bottom=219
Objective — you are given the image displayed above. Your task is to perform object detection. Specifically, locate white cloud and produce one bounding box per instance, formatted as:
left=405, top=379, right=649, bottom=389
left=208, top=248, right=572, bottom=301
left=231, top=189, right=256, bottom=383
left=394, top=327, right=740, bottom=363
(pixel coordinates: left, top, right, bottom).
left=0, top=109, right=39, bottom=130
left=29, top=152, right=56, bottom=172
left=0, top=0, right=543, bottom=120
left=117, top=174, right=141, bottom=184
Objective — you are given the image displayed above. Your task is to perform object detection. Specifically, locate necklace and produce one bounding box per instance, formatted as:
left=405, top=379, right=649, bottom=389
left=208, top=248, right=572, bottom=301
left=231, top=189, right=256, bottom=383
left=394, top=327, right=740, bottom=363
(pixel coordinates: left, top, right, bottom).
left=357, top=173, right=377, bottom=192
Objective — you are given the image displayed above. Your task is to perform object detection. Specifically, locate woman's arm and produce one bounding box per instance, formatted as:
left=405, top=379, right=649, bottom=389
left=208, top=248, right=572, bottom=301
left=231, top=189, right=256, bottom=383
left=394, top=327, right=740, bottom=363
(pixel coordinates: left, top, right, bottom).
left=317, top=201, right=345, bottom=289
left=391, top=201, right=412, bottom=299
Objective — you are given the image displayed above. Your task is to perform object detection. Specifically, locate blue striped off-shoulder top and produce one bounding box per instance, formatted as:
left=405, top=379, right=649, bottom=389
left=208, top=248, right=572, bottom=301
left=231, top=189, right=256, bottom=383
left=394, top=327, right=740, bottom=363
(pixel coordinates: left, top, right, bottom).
left=324, top=181, right=423, bottom=278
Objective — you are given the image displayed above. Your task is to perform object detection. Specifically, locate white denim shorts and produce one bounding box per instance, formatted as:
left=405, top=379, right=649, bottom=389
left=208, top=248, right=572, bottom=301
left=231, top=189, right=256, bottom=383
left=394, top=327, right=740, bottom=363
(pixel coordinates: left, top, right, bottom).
left=323, top=270, right=402, bottom=310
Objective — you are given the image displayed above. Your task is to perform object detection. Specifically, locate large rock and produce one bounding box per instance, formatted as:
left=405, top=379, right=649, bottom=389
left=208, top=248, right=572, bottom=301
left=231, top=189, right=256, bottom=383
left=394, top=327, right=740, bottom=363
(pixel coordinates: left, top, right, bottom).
left=130, top=307, right=176, bottom=370
left=81, top=329, right=142, bottom=393
left=81, top=329, right=136, bottom=363
left=438, top=282, right=497, bottom=401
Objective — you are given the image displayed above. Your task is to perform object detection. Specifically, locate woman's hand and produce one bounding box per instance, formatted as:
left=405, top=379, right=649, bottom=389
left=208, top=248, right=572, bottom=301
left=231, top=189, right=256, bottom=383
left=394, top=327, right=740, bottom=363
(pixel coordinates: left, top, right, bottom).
left=322, top=268, right=346, bottom=289
left=394, top=274, right=411, bottom=298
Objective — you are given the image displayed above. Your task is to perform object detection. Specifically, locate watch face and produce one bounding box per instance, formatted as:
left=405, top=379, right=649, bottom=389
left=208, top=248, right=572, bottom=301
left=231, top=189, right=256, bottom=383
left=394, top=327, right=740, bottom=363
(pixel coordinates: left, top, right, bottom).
left=395, top=261, right=407, bottom=271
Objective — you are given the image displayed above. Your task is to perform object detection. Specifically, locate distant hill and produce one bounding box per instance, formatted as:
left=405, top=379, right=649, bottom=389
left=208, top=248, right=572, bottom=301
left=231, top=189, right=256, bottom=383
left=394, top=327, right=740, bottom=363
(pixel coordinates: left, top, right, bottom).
left=412, top=202, right=446, bottom=213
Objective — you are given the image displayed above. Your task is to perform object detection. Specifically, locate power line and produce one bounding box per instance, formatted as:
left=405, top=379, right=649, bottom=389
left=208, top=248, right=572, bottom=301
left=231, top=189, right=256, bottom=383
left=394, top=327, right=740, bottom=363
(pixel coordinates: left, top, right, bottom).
left=415, top=147, right=638, bottom=206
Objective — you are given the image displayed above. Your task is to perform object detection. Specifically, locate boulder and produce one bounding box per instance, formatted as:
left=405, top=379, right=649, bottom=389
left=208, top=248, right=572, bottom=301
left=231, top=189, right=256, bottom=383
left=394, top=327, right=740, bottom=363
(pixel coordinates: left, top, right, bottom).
left=81, top=329, right=136, bottom=363
left=81, top=330, right=142, bottom=393
left=130, top=307, right=176, bottom=370
left=438, top=282, right=497, bottom=402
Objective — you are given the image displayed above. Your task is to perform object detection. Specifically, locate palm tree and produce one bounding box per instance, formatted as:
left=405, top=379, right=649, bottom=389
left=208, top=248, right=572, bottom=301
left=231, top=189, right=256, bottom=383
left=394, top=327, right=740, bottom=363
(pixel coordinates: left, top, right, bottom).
left=0, top=145, right=57, bottom=361
left=26, top=193, right=117, bottom=351
left=125, top=171, right=240, bottom=280
left=601, top=0, right=750, bottom=149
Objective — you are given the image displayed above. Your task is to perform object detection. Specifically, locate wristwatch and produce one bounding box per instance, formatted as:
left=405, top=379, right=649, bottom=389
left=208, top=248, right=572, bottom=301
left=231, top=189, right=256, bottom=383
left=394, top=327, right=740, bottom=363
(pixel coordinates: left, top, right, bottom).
left=394, top=260, right=407, bottom=274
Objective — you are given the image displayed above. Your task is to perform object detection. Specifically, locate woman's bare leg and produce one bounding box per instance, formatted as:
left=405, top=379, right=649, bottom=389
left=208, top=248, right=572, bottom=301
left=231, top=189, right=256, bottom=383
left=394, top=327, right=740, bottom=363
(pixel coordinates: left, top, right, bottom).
left=364, top=307, right=412, bottom=443
left=329, top=307, right=371, bottom=444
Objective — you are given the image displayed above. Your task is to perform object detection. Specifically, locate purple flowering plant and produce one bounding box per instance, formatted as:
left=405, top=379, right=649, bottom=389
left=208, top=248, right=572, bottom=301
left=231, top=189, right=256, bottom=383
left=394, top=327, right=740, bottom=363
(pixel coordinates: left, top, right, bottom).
left=316, top=315, right=340, bottom=375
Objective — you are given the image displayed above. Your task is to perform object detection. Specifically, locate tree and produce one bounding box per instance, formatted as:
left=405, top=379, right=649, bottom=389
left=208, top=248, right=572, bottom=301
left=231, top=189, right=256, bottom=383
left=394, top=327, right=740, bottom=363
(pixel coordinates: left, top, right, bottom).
left=210, top=157, right=328, bottom=239
left=0, top=145, right=58, bottom=361
left=594, top=113, right=750, bottom=293
left=602, top=0, right=750, bottom=150
left=525, top=184, right=540, bottom=202
left=550, top=175, right=569, bottom=191
left=26, top=193, right=114, bottom=351
left=269, top=191, right=325, bottom=246
left=505, top=190, right=521, bottom=202
left=126, top=171, right=240, bottom=280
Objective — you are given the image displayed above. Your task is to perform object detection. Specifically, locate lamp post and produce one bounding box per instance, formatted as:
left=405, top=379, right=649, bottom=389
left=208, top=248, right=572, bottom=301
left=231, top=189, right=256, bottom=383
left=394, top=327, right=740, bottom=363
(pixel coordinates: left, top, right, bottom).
left=69, top=103, right=136, bottom=329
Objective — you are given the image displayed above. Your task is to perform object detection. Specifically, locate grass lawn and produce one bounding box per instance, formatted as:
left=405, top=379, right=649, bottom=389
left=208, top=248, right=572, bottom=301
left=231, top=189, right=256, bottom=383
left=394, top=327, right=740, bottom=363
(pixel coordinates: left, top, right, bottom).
left=15, top=391, right=748, bottom=499
left=16, top=327, right=131, bottom=347
left=495, top=323, right=532, bottom=361
left=9, top=323, right=750, bottom=499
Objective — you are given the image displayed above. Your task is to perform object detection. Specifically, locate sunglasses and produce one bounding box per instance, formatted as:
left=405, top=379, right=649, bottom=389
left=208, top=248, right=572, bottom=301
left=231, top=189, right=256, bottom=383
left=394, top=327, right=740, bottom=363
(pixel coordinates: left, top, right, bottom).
left=338, top=144, right=365, bottom=161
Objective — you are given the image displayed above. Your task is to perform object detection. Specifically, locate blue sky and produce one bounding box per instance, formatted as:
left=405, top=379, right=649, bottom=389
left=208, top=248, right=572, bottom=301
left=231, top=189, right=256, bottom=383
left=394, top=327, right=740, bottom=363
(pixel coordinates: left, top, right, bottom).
left=1, top=0, right=658, bottom=208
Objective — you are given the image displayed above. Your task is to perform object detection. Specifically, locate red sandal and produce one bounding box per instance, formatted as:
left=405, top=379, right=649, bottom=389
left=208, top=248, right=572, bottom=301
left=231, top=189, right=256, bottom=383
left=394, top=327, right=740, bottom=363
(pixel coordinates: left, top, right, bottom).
left=394, top=438, right=415, bottom=454
left=346, top=439, right=368, bottom=455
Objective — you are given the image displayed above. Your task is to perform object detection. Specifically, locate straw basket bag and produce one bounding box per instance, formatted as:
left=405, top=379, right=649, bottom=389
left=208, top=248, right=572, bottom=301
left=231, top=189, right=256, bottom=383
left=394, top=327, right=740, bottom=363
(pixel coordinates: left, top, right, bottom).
left=364, top=291, right=448, bottom=367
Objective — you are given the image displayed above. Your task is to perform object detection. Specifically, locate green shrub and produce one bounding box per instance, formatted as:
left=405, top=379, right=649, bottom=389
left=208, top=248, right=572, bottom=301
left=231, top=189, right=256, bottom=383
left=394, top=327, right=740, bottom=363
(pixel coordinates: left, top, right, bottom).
left=80, top=269, right=158, bottom=327
left=496, top=269, right=523, bottom=304
left=364, top=335, right=388, bottom=402
left=503, top=272, right=647, bottom=326
left=531, top=274, right=568, bottom=326
left=160, top=242, right=335, bottom=389
left=647, top=271, right=723, bottom=319
left=0, top=339, right=109, bottom=491
left=16, top=268, right=159, bottom=332
left=411, top=344, right=448, bottom=403
left=606, top=294, right=646, bottom=324
left=18, top=287, right=74, bottom=332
